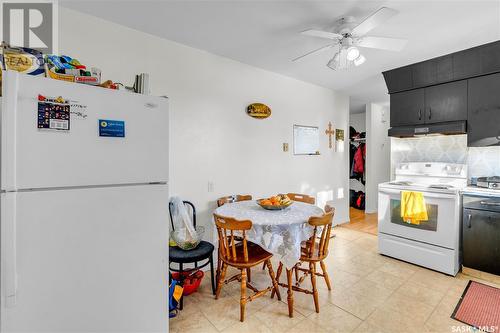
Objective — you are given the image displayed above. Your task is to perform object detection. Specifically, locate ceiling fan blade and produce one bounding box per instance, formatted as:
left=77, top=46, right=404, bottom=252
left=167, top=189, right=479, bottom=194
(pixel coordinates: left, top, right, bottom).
left=351, top=7, right=398, bottom=36
left=292, top=44, right=335, bottom=62
left=357, top=36, right=407, bottom=51
left=301, top=29, right=342, bottom=40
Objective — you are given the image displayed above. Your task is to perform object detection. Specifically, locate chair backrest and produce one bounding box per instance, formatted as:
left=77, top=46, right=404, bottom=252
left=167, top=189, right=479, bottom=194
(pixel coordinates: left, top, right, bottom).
left=217, top=194, right=253, bottom=207
left=325, top=204, right=334, bottom=214
left=168, top=200, right=196, bottom=231
left=213, top=214, right=252, bottom=263
left=306, top=205, right=335, bottom=258
left=287, top=193, right=315, bottom=204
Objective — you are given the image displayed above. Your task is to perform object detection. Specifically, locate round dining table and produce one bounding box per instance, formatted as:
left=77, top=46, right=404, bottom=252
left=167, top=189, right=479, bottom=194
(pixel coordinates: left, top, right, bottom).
left=214, top=200, right=324, bottom=268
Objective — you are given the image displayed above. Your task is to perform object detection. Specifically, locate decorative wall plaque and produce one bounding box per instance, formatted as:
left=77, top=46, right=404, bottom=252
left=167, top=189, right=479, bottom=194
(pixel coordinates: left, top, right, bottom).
left=336, top=129, right=345, bottom=141
left=246, top=103, right=271, bottom=119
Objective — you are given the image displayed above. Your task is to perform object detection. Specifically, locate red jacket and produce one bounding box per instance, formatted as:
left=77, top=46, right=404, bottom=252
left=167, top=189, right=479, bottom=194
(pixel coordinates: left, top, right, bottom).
left=353, top=144, right=365, bottom=174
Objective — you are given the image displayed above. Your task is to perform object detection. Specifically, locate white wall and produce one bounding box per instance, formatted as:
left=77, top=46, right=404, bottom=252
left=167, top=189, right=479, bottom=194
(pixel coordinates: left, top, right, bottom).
left=365, top=103, right=390, bottom=213
left=349, top=112, right=366, bottom=133
left=58, top=8, right=350, bottom=234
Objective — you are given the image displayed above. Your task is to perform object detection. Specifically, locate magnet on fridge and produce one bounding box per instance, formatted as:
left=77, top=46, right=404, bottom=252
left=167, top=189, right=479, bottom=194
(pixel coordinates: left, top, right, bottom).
left=99, top=119, right=125, bottom=138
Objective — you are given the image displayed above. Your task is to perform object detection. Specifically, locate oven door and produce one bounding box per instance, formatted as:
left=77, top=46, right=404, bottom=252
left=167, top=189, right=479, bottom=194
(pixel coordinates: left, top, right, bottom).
left=378, top=187, right=459, bottom=249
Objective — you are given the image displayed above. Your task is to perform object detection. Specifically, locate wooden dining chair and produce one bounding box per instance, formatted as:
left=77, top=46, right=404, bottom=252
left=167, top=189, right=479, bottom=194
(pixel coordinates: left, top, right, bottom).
left=272, top=205, right=334, bottom=317
left=216, top=194, right=253, bottom=282
left=217, top=194, right=253, bottom=207
left=214, top=213, right=281, bottom=322
left=287, top=193, right=316, bottom=204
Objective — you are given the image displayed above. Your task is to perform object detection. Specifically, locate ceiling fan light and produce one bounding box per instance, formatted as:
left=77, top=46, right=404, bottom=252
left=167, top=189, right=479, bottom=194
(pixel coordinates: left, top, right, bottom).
left=354, top=54, right=366, bottom=66
left=327, top=58, right=338, bottom=70
left=327, top=52, right=340, bottom=70
left=346, top=47, right=360, bottom=61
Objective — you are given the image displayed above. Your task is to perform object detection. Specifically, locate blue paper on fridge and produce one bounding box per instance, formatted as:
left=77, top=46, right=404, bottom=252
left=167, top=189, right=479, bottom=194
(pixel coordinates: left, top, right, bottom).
left=99, top=119, right=125, bottom=138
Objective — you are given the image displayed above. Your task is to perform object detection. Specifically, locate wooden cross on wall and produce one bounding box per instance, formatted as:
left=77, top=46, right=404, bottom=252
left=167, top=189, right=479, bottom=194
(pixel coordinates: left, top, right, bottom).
left=325, top=122, right=335, bottom=149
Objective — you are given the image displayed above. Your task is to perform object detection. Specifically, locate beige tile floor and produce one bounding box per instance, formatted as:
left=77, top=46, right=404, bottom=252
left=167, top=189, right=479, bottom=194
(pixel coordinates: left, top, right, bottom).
left=170, top=226, right=500, bottom=333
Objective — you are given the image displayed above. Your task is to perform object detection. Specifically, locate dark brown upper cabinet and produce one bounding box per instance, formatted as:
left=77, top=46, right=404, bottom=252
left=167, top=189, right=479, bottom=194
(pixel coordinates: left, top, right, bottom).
left=383, top=65, right=413, bottom=93
left=412, top=55, right=453, bottom=88
left=468, top=73, right=500, bottom=146
left=390, top=89, right=425, bottom=127
left=412, top=60, right=435, bottom=87
left=480, top=42, right=500, bottom=74
left=385, top=40, right=500, bottom=145
left=435, top=55, right=454, bottom=83
left=424, top=80, right=467, bottom=123
left=390, top=80, right=467, bottom=127
left=383, top=41, right=500, bottom=94
left=453, top=47, right=481, bottom=80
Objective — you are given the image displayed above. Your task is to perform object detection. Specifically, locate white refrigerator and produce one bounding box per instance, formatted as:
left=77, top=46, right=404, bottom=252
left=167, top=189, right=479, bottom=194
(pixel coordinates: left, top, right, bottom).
left=1, top=71, right=169, bottom=332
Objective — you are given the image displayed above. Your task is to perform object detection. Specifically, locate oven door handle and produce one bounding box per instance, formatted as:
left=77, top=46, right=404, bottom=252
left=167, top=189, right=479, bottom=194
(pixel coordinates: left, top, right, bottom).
left=378, top=188, right=457, bottom=199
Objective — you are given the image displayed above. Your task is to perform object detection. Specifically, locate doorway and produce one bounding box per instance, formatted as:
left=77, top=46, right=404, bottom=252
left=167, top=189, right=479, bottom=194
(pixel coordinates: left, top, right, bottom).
left=347, top=103, right=390, bottom=235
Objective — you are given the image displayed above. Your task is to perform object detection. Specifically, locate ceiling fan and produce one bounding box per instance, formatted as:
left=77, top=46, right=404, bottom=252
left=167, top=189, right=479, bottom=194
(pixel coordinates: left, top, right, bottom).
left=294, top=7, right=407, bottom=70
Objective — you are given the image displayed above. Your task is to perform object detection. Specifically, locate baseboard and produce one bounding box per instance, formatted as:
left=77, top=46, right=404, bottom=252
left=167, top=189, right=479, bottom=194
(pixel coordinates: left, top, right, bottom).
left=335, top=220, right=350, bottom=226
left=462, top=266, right=500, bottom=285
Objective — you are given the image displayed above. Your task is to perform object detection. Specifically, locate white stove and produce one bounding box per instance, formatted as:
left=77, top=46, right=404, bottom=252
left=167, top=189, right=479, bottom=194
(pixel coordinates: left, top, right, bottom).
left=378, top=162, right=467, bottom=276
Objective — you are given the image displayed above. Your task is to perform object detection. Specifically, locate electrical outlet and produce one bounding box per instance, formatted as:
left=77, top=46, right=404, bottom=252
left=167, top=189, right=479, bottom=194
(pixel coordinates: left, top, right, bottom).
left=208, top=181, right=214, bottom=192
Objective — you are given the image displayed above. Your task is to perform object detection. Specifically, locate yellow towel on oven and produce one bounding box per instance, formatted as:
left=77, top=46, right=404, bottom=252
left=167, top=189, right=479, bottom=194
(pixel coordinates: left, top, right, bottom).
left=401, top=191, right=428, bottom=225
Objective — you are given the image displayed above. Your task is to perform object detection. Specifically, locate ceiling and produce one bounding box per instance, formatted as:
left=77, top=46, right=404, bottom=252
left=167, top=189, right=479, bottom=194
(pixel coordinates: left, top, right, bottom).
left=61, top=1, right=500, bottom=113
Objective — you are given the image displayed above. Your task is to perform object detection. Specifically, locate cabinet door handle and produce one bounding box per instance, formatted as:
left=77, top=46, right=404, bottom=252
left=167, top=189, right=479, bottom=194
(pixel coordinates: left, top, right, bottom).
left=418, top=109, right=422, bottom=120
left=428, top=108, right=432, bottom=120
left=467, top=214, right=472, bottom=228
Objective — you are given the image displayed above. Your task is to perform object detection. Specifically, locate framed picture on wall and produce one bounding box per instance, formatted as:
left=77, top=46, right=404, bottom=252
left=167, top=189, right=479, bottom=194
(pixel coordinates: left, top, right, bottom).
left=293, top=125, right=320, bottom=155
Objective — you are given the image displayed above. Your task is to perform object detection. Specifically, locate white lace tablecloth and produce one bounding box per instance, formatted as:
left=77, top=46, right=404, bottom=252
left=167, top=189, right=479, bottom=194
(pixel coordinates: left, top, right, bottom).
left=214, top=200, right=324, bottom=268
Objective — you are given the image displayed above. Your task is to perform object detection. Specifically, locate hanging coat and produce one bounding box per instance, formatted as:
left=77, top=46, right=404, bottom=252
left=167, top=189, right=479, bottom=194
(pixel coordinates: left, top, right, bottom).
left=353, top=145, right=364, bottom=174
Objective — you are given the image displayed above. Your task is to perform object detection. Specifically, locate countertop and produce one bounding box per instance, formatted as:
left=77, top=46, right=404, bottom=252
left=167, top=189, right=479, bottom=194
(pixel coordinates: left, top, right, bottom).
left=461, top=186, right=500, bottom=197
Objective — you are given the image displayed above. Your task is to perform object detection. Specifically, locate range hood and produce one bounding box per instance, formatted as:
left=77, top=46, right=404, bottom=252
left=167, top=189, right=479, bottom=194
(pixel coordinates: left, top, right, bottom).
left=388, top=121, right=467, bottom=138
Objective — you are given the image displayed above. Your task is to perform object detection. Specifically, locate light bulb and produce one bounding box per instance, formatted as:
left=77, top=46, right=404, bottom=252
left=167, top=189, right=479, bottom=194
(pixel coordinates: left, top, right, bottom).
left=354, top=54, right=366, bottom=66
left=346, top=47, right=360, bottom=61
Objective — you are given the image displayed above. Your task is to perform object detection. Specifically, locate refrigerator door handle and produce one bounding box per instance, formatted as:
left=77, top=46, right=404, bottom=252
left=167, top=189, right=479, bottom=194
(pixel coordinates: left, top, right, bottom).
left=2, top=193, right=18, bottom=307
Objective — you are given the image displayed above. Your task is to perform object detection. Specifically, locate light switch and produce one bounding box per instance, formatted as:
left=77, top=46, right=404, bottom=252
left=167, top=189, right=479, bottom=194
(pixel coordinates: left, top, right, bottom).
left=283, top=143, right=289, bottom=152
left=208, top=181, right=214, bottom=192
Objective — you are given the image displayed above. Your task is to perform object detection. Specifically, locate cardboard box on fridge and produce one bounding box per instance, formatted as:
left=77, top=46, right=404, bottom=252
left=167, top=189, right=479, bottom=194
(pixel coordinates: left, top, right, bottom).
left=46, top=65, right=101, bottom=85
left=46, top=65, right=75, bottom=82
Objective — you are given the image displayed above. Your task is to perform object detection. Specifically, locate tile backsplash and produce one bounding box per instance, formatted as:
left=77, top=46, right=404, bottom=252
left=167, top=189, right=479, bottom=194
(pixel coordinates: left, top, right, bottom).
left=391, top=135, right=500, bottom=179
left=467, top=146, right=500, bottom=177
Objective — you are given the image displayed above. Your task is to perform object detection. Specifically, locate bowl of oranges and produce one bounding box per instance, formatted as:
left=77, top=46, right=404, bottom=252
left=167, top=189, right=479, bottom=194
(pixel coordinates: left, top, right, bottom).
left=257, top=194, right=293, bottom=210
